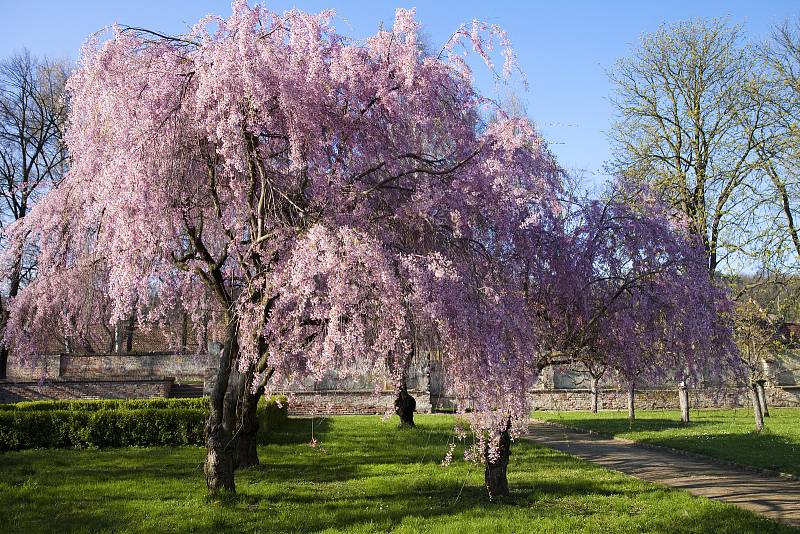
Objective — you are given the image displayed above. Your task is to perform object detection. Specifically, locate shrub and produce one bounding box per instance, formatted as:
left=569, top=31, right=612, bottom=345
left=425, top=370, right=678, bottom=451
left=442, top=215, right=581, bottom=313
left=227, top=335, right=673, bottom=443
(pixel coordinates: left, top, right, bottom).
left=0, top=395, right=289, bottom=450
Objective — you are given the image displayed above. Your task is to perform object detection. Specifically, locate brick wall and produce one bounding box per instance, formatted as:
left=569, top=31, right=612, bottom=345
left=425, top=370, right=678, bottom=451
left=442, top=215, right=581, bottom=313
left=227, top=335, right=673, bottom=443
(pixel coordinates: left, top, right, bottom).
left=0, top=378, right=174, bottom=403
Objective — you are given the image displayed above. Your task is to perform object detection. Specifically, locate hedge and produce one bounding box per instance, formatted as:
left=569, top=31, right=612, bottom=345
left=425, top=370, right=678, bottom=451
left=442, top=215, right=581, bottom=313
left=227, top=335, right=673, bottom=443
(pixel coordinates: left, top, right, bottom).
left=0, top=408, right=206, bottom=450
left=0, top=395, right=288, bottom=451
left=7, top=397, right=209, bottom=412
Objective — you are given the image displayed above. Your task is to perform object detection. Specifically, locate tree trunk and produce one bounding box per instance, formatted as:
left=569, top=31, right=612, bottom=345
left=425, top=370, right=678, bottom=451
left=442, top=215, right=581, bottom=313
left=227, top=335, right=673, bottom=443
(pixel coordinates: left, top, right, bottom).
left=627, top=384, right=635, bottom=421
left=234, top=375, right=263, bottom=470
left=394, top=385, right=416, bottom=427
left=233, top=335, right=275, bottom=470
left=750, top=383, right=764, bottom=432
left=484, top=420, right=511, bottom=500
left=205, top=322, right=240, bottom=495
left=678, top=381, right=690, bottom=424
left=590, top=376, right=599, bottom=413
left=756, top=380, right=770, bottom=418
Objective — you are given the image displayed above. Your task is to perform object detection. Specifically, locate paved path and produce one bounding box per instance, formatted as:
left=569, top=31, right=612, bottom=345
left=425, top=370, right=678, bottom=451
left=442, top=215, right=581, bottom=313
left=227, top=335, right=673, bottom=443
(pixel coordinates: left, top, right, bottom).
left=525, top=420, right=800, bottom=527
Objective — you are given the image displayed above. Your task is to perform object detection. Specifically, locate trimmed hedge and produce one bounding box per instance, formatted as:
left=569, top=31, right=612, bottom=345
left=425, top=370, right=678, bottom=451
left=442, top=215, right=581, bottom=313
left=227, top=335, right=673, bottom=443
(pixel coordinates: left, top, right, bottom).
left=0, top=409, right=206, bottom=450
left=7, top=398, right=209, bottom=412
left=0, top=395, right=288, bottom=451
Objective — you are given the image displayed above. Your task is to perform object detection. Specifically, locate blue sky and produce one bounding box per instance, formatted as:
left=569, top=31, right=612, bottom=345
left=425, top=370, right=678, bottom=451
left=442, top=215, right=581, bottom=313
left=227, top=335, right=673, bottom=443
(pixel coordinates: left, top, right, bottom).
left=1, top=0, right=798, bottom=185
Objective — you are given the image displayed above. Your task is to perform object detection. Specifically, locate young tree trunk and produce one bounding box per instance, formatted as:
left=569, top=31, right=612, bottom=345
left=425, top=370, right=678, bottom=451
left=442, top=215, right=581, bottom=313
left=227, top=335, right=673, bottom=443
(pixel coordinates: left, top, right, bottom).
left=394, top=385, right=416, bottom=427
left=590, top=376, right=599, bottom=413
left=125, top=315, right=134, bottom=352
left=750, top=383, right=764, bottom=432
left=484, top=420, right=511, bottom=500
left=0, top=346, right=7, bottom=379
left=0, top=257, right=22, bottom=379
left=113, top=321, right=123, bottom=353
left=0, top=297, right=8, bottom=378
left=756, top=380, right=770, bottom=418
left=627, top=384, right=636, bottom=421
left=205, top=321, right=240, bottom=495
left=678, top=381, right=690, bottom=424
left=180, top=312, right=189, bottom=353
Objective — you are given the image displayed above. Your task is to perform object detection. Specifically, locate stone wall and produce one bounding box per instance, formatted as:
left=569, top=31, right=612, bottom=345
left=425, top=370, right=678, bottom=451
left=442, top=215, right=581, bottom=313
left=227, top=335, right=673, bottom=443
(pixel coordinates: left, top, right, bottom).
left=6, top=348, right=800, bottom=414
left=9, top=353, right=208, bottom=382
left=7, top=355, right=62, bottom=380
left=282, top=389, right=432, bottom=416
left=0, top=378, right=174, bottom=403
left=516, top=386, right=800, bottom=411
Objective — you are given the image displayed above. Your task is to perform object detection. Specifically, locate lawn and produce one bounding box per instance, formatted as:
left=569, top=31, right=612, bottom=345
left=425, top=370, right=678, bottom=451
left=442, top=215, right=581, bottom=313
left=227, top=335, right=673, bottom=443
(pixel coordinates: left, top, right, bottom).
left=535, top=408, right=800, bottom=476
left=0, top=415, right=793, bottom=533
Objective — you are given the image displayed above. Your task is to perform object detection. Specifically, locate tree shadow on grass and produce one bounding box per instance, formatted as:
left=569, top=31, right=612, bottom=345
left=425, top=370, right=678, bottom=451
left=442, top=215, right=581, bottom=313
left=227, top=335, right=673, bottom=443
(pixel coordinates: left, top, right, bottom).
left=265, top=416, right=332, bottom=445
left=227, top=438, right=791, bottom=534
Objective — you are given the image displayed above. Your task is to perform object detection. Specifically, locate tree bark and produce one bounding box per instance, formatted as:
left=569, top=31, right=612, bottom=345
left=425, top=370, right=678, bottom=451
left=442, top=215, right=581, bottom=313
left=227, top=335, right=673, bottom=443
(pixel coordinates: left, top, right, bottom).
left=756, top=380, right=770, bottom=418
left=234, top=375, right=263, bottom=470
left=678, top=381, right=690, bottom=424
left=205, top=321, right=240, bottom=495
left=750, top=383, right=764, bottom=432
left=590, top=376, right=599, bottom=413
left=484, top=420, right=511, bottom=500
left=627, top=384, right=636, bottom=421
left=394, top=385, right=416, bottom=427
left=234, top=347, right=275, bottom=470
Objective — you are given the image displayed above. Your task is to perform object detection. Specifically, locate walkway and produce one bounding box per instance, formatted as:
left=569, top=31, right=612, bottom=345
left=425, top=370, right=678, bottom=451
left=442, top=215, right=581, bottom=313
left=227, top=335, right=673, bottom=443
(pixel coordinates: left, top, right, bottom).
left=525, top=420, right=800, bottom=527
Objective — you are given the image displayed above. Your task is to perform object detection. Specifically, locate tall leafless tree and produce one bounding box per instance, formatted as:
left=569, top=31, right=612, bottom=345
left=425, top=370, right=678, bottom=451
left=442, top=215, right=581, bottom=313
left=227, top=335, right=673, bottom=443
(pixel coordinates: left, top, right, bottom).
left=609, top=19, right=769, bottom=277
left=750, top=18, right=800, bottom=274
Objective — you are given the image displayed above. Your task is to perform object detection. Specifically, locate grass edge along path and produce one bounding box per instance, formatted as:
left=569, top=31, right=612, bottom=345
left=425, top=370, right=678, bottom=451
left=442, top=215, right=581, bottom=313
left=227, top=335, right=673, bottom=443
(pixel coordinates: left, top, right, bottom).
left=535, top=408, right=800, bottom=477
left=0, top=415, right=795, bottom=533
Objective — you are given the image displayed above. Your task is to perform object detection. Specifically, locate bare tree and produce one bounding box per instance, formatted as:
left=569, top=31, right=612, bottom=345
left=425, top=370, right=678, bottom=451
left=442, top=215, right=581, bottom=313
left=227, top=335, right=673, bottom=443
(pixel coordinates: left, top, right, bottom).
left=0, top=50, right=70, bottom=378
left=609, top=19, right=769, bottom=277
left=749, top=18, right=800, bottom=274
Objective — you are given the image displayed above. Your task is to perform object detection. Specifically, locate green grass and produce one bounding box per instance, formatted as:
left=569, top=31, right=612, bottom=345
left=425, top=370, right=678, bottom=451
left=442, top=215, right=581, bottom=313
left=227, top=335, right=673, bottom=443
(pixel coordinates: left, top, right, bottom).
left=535, top=408, right=800, bottom=476
left=0, top=415, right=793, bottom=533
